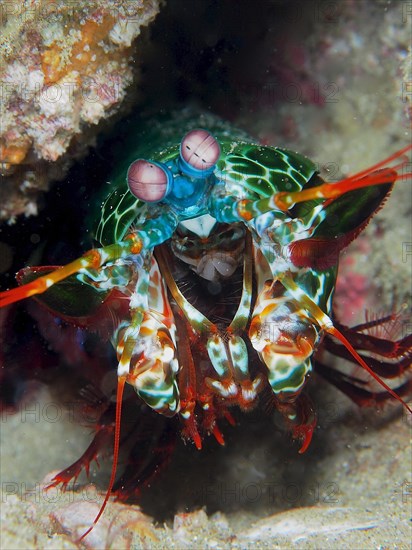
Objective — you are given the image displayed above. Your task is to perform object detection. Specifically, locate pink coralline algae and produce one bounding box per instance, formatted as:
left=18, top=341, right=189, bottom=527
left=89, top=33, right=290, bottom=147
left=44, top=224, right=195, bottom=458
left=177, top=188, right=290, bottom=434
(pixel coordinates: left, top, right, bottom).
left=333, top=236, right=372, bottom=325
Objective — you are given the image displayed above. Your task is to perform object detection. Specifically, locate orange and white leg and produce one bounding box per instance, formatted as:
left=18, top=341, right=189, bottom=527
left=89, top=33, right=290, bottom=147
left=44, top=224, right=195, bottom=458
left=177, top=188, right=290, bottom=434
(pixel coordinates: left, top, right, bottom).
left=117, top=256, right=180, bottom=417
left=0, top=234, right=144, bottom=308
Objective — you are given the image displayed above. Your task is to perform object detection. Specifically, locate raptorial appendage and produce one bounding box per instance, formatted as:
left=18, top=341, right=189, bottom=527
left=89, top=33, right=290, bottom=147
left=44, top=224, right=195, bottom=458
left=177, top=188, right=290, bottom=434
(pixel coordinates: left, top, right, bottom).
left=0, top=118, right=410, bottom=542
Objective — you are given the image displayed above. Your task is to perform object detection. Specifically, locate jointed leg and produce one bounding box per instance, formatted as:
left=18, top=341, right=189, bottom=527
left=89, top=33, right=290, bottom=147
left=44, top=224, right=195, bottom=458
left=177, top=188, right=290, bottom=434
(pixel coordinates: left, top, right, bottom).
left=118, top=256, right=180, bottom=416
left=210, top=145, right=412, bottom=223
left=0, top=208, right=180, bottom=308
left=0, top=234, right=143, bottom=308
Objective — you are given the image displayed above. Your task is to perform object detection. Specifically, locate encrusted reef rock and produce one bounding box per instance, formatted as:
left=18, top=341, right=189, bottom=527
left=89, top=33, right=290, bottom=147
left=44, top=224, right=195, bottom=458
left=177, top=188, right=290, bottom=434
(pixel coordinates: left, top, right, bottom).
left=0, top=0, right=161, bottom=220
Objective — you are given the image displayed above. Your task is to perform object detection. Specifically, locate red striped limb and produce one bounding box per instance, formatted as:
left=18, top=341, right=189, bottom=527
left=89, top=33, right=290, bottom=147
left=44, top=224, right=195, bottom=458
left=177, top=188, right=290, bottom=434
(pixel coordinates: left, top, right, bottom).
left=47, top=420, right=114, bottom=490
left=315, top=361, right=412, bottom=409
left=324, top=317, right=412, bottom=379
left=279, top=273, right=412, bottom=415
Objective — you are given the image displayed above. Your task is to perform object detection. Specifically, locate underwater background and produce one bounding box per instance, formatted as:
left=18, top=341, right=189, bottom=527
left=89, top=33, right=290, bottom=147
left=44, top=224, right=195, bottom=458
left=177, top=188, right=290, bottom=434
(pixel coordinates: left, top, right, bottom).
left=0, top=1, right=411, bottom=548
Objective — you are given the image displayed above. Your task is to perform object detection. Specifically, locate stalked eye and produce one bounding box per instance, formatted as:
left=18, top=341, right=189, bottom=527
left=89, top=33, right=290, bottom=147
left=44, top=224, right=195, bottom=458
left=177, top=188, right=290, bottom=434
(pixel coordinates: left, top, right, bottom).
left=127, top=160, right=171, bottom=203
left=180, top=129, right=220, bottom=171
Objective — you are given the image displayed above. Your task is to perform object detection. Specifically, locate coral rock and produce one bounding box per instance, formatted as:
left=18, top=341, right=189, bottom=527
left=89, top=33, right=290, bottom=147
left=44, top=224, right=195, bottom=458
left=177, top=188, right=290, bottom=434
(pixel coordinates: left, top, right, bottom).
left=0, top=0, right=161, bottom=220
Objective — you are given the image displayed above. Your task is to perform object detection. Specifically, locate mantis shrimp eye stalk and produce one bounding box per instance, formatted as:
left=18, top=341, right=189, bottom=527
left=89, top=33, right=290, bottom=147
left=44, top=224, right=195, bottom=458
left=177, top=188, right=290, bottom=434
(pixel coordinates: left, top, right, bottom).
left=127, top=159, right=173, bottom=202
left=179, top=129, right=221, bottom=176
